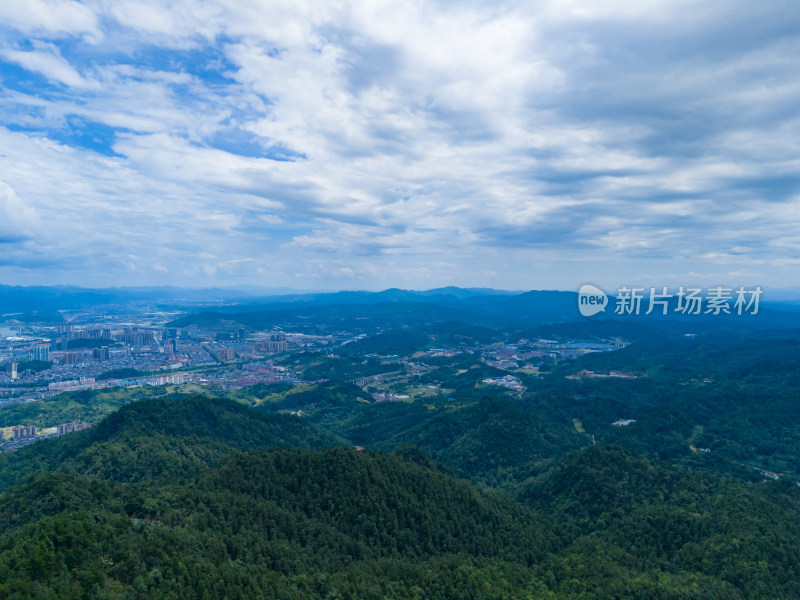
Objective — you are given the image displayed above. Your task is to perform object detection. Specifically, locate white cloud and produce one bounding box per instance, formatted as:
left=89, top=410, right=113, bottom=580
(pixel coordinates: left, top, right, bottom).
left=0, top=1, right=799, bottom=288
left=0, top=0, right=99, bottom=39
left=0, top=181, right=41, bottom=242
left=1, top=43, right=95, bottom=88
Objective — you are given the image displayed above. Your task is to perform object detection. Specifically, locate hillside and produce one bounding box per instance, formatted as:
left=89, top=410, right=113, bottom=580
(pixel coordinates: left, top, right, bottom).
left=0, top=394, right=342, bottom=492
left=0, top=392, right=799, bottom=597
left=0, top=386, right=164, bottom=430
left=519, top=446, right=800, bottom=599
left=530, top=337, right=800, bottom=479
left=0, top=446, right=556, bottom=599
left=2, top=333, right=800, bottom=598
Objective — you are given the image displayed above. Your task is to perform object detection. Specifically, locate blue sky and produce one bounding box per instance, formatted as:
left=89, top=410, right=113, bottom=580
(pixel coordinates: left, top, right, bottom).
left=0, top=0, right=799, bottom=291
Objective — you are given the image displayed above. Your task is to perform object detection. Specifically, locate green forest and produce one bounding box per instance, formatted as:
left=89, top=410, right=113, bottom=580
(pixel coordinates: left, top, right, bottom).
left=1, top=335, right=799, bottom=598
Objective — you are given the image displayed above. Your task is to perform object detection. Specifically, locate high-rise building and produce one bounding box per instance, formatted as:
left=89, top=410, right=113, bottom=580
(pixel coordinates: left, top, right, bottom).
left=63, top=352, right=77, bottom=365
left=12, top=424, right=36, bottom=439
left=217, top=347, right=236, bottom=362
left=266, top=332, right=288, bottom=352
left=119, top=330, right=155, bottom=346
left=56, top=422, right=91, bottom=435
left=7, top=361, right=17, bottom=380
left=92, top=346, right=110, bottom=361
left=31, top=345, right=50, bottom=362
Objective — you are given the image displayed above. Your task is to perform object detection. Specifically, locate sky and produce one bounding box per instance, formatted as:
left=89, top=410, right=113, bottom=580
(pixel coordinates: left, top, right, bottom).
left=0, top=0, right=799, bottom=292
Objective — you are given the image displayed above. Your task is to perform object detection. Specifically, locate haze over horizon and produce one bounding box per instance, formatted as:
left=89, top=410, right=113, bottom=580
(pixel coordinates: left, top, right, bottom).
left=1, top=1, right=799, bottom=291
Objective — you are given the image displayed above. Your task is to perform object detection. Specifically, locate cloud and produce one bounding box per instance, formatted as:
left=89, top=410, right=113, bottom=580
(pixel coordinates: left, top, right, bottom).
left=1, top=43, right=96, bottom=88
left=0, top=181, right=41, bottom=242
left=0, top=1, right=799, bottom=288
left=0, top=0, right=99, bottom=39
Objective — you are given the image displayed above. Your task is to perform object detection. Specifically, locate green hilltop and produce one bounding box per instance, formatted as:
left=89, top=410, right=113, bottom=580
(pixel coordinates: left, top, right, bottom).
left=2, top=333, right=800, bottom=598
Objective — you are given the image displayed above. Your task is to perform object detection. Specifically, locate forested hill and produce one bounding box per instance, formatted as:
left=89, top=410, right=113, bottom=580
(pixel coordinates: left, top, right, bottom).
left=0, top=394, right=343, bottom=492
left=520, top=446, right=800, bottom=599
left=531, top=337, right=800, bottom=480
left=1, top=390, right=800, bottom=598
left=0, top=445, right=558, bottom=599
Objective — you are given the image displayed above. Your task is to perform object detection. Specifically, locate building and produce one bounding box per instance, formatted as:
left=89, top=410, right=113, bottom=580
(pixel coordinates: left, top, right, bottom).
left=92, top=346, right=110, bottom=361
left=63, top=352, right=77, bottom=365
left=48, top=377, right=96, bottom=392
left=12, top=424, right=36, bottom=439
left=217, top=347, right=236, bottom=362
left=257, top=337, right=288, bottom=352
left=153, top=373, right=185, bottom=385
left=56, top=422, right=91, bottom=435
left=265, top=332, right=288, bottom=352
left=7, top=360, right=17, bottom=380
left=119, top=329, right=155, bottom=346
left=31, top=344, right=50, bottom=362
left=73, top=328, right=112, bottom=340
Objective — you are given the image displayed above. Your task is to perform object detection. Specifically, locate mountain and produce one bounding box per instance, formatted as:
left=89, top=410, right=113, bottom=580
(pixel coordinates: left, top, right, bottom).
left=167, top=300, right=481, bottom=332
left=0, top=394, right=342, bottom=492
left=3, top=285, right=800, bottom=338
left=3, top=328, right=800, bottom=598
left=0, top=445, right=556, bottom=599
left=259, top=382, right=584, bottom=487
left=336, top=322, right=501, bottom=357
left=165, top=286, right=800, bottom=337
left=2, top=386, right=800, bottom=597
left=415, top=286, right=519, bottom=297
left=2, top=419, right=798, bottom=598
left=530, top=337, right=800, bottom=480
left=165, top=289, right=584, bottom=331
left=0, top=285, right=259, bottom=315
left=518, top=446, right=800, bottom=599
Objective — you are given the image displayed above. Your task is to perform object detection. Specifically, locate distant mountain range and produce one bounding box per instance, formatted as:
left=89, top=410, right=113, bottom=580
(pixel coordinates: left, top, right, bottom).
left=3, top=285, right=800, bottom=341
left=166, top=287, right=800, bottom=339
left=0, top=284, right=523, bottom=315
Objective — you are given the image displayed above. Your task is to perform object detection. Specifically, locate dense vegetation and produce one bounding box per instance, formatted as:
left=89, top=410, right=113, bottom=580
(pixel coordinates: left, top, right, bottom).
left=0, top=386, right=163, bottom=430
left=16, top=359, right=52, bottom=374
left=0, top=449, right=557, bottom=599
left=2, top=332, right=800, bottom=598
left=529, top=337, right=800, bottom=480
left=0, top=395, right=341, bottom=493
left=97, top=368, right=144, bottom=380
left=67, top=339, right=115, bottom=350
left=294, top=355, right=399, bottom=382
left=336, top=322, right=500, bottom=358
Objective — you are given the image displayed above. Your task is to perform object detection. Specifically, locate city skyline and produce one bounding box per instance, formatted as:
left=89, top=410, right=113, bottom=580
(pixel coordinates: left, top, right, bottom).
left=1, top=1, right=799, bottom=290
